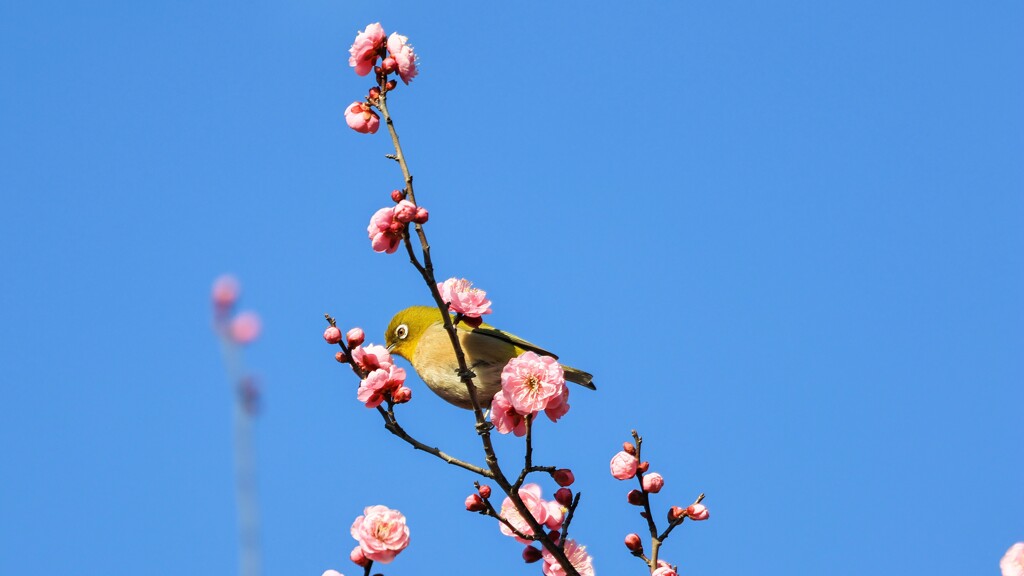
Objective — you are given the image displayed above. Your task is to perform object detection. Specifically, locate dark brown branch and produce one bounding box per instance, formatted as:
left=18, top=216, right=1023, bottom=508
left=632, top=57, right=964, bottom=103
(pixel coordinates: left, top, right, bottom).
left=560, top=491, right=582, bottom=546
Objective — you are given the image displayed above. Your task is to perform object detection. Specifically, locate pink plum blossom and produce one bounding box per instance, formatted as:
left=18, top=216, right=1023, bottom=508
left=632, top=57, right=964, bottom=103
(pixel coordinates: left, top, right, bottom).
left=543, top=385, right=570, bottom=422
left=686, top=503, right=709, bottom=521
left=344, top=102, right=380, bottom=134
left=346, top=327, right=365, bottom=347
left=490, top=386, right=527, bottom=436
left=212, top=275, right=239, bottom=309
left=391, top=386, right=412, bottom=403
left=230, top=311, right=262, bottom=344
left=367, top=206, right=404, bottom=254
left=350, top=505, right=410, bottom=564
left=1002, top=543, right=1024, bottom=576
left=610, top=450, right=639, bottom=480
left=500, top=351, right=565, bottom=415
left=324, top=326, right=342, bottom=344
left=386, top=32, right=418, bottom=84
left=652, top=560, right=678, bottom=576
left=351, top=343, right=393, bottom=372
left=349, top=546, right=368, bottom=566
left=393, top=200, right=417, bottom=223
left=348, top=22, right=386, bottom=76
left=499, top=483, right=548, bottom=543
left=544, top=500, right=565, bottom=530
left=357, top=365, right=407, bottom=408
left=541, top=539, right=595, bottom=576
left=437, top=277, right=492, bottom=318
left=643, top=472, right=665, bottom=493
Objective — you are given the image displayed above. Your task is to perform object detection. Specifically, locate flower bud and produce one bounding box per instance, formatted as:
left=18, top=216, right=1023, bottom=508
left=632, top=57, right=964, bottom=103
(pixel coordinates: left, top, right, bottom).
left=553, top=469, right=575, bottom=487
left=350, top=546, right=369, bottom=567
left=643, top=472, right=664, bottom=493
left=230, top=312, right=262, bottom=344
left=548, top=530, right=560, bottom=544
left=381, top=56, right=397, bottom=74
left=622, top=441, right=636, bottom=455
left=668, top=506, right=686, bottom=522
left=522, top=546, right=542, bottom=563
left=346, top=327, right=365, bottom=347
left=624, top=533, right=643, bottom=552
left=212, top=275, right=240, bottom=309
left=391, top=386, right=413, bottom=403
left=465, top=494, right=486, bottom=512
left=610, top=451, right=639, bottom=480
left=323, top=326, right=342, bottom=344
left=477, top=484, right=492, bottom=499
left=686, top=503, right=709, bottom=521
left=554, top=487, right=573, bottom=507
left=627, top=489, right=644, bottom=506
left=413, top=207, right=429, bottom=224
left=374, top=65, right=382, bottom=75
left=637, top=461, right=650, bottom=474
left=368, top=86, right=381, bottom=99
left=335, top=351, right=347, bottom=363
left=385, top=79, right=397, bottom=91
left=390, top=189, right=406, bottom=202
left=393, top=199, right=417, bottom=223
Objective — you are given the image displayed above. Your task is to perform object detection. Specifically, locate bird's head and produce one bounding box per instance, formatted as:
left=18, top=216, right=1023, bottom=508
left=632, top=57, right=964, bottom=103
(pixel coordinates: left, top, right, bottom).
left=385, top=305, right=445, bottom=360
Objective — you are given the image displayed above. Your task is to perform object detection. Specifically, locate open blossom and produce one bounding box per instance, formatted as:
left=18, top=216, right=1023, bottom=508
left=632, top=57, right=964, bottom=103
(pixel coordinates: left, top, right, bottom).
left=350, top=505, right=410, bottom=563
left=541, top=539, right=595, bottom=576
left=351, top=343, right=393, bottom=372
left=544, top=500, right=565, bottom=530
left=437, top=277, right=492, bottom=318
left=500, top=351, right=565, bottom=414
left=357, top=364, right=407, bottom=408
left=386, top=32, right=418, bottom=84
left=652, top=560, right=678, bottom=576
left=1002, top=543, right=1024, bottom=576
left=543, top=384, right=570, bottom=422
left=498, top=483, right=549, bottom=543
left=345, top=101, right=380, bottom=134
left=610, top=450, right=638, bottom=480
left=367, top=206, right=404, bottom=254
left=348, top=22, right=386, bottom=76
left=491, top=391, right=528, bottom=436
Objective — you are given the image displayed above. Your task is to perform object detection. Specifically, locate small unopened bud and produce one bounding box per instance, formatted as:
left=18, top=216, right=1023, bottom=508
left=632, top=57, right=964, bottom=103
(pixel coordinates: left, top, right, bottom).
left=627, top=489, right=644, bottom=506
left=334, top=351, right=347, bottom=363
left=642, top=472, right=664, bottom=493
left=548, top=530, right=561, bottom=544
left=686, top=503, right=709, bottom=521
left=390, top=189, right=406, bottom=202
left=212, top=275, right=240, bottom=309
left=350, top=546, right=369, bottom=567
left=668, top=506, right=686, bottom=522
left=522, top=546, right=542, bottom=563
left=413, top=207, right=429, bottom=224
left=623, top=441, right=636, bottom=454
left=385, top=79, right=397, bottom=91
left=392, top=386, right=412, bottom=404
left=346, top=327, right=365, bottom=347
left=477, top=484, right=492, bottom=499
left=368, top=86, right=381, bottom=99
left=637, top=461, right=650, bottom=473
left=323, top=326, right=342, bottom=344
left=554, top=487, right=573, bottom=507
left=381, top=56, right=397, bottom=74
left=374, top=65, right=382, bottom=75
left=465, top=494, right=486, bottom=512
left=553, top=469, right=575, bottom=487
left=624, top=533, right=643, bottom=552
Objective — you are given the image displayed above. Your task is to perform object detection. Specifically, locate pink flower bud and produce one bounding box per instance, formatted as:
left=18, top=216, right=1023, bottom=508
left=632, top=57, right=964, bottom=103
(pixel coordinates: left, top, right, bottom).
left=554, top=487, right=573, bottom=507
left=522, top=546, right=542, bottom=563
left=230, top=312, right=262, bottom=344
left=335, top=351, right=348, bottom=363
left=344, top=101, right=380, bottom=134
left=553, top=469, right=575, bottom=487
left=686, top=503, right=709, bottom=521
left=477, top=485, right=492, bottom=499
left=392, top=386, right=412, bottom=404
left=624, top=533, right=643, bottom=552
left=212, top=275, right=240, bottom=309
left=385, top=79, right=397, bottom=91
left=323, top=326, right=342, bottom=344
left=346, top=327, right=365, bottom=347
left=350, top=545, right=369, bottom=566
left=627, top=489, right=644, bottom=505
left=643, top=472, right=664, bottom=493
left=390, top=189, right=405, bottom=202
left=381, top=56, right=397, bottom=74
left=637, top=461, right=650, bottom=474
left=393, top=200, right=417, bottom=223
left=668, top=506, right=686, bottom=522
left=413, top=207, right=429, bottom=224
left=610, top=451, right=638, bottom=480
left=465, top=493, right=486, bottom=512
left=622, top=441, right=636, bottom=455
left=368, top=86, right=381, bottom=99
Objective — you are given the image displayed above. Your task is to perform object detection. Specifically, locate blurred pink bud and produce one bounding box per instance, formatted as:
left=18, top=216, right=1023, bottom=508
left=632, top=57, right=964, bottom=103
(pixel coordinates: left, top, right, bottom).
left=622, top=441, right=636, bottom=455
left=643, top=472, right=664, bottom=493
left=346, top=327, right=365, bottom=347
left=386, top=32, right=418, bottom=84
left=390, top=189, right=405, bottom=202
left=1002, top=543, right=1024, bottom=576
left=230, top=312, right=261, bottom=344
left=686, top=503, right=709, bottom=521
left=350, top=505, right=409, bottom=563
left=381, top=56, right=397, bottom=74
left=637, top=461, right=650, bottom=473
left=335, top=351, right=348, bottom=363
left=348, top=22, right=386, bottom=76
left=610, top=451, right=638, bottom=480
left=627, top=489, right=644, bottom=505
left=465, top=493, right=486, bottom=512
left=349, top=545, right=369, bottom=566
left=344, top=102, right=380, bottom=134
left=553, top=469, right=575, bottom=487
left=478, top=485, right=492, bottom=499
left=393, top=200, right=417, bottom=223
left=522, top=546, right=542, bottom=563
left=324, top=326, right=342, bottom=344
left=668, top=506, right=685, bottom=522
left=624, top=533, right=643, bottom=552
left=392, top=386, right=412, bottom=404
left=212, top=275, right=239, bottom=309
left=413, top=207, right=429, bottom=224
left=368, top=86, right=381, bottom=100
left=554, top=487, right=573, bottom=507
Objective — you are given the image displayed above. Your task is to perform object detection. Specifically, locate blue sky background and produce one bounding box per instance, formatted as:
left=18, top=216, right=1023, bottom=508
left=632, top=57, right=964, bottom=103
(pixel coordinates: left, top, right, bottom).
left=1, top=1, right=1022, bottom=575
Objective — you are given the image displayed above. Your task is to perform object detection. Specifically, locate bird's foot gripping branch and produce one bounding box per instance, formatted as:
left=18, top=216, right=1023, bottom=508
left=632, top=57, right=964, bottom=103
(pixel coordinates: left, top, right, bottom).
left=320, top=22, right=708, bottom=576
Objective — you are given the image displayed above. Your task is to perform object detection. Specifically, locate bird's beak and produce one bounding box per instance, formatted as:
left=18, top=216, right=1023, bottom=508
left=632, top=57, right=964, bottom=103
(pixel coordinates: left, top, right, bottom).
left=387, top=343, right=396, bottom=352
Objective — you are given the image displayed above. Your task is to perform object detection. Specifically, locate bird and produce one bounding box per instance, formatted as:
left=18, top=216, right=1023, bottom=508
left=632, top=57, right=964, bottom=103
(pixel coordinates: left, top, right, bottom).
left=385, top=305, right=595, bottom=410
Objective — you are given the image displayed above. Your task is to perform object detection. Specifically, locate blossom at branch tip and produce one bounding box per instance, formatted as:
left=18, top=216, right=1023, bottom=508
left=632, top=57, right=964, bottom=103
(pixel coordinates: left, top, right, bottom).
left=350, top=505, right=410, bottom=563
left=367, top=206, right=404, bottom=254
left=230, top=311, right=262, bottom=344
left=624, top=533, right=642, bottom=552
left=643, top=472, right=665, bottom=493
left=386, top=32, right=418, bottom=84
left=541, top=539, right=595, bottom=576
left=498, top=483, right=550, bottom=543
left=357, top=364, right=407, bottom=408
left=348, top=22, right=386, bottom=76
left=345, top=101, right=380, bottom=134
left=351, top=343, right=394, bottom=372
left=324, top=326, right=342, bottom=344
left=686, top=503, right=709, bottom=521
left=610, top=450, right=639, bottom=480
left=652, top=560, right=678, bottom=576
left=1003, top=543, right=1024, bottom=576
left=500, top=351, right=566, bottom=415
left=437, top=277, right=492, bottom=318
left=212, top=275, right=239, bottom=309
left=346, top=327, right=365, bottom=347
left=490, top=389, right=528, bottom=436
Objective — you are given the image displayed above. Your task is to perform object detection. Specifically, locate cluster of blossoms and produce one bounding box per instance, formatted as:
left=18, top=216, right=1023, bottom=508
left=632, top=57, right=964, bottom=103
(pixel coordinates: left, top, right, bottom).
left=491, top=351, right=570, bottom=436
left=367, top=192, right=429, bottom=255
left=322, top=505, right=410, bottom=576
left=212, top=275, right=262, bottom=345
left=438, top=277, right=492, bottom=321
left=323, top=326, right=412, bottom=407
left=344, top=22, right=418, bottom=134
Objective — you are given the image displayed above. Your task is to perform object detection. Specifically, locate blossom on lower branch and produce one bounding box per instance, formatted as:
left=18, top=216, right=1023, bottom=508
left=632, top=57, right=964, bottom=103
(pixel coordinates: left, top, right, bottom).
left=541, top=539, right=595, bottom=576
left=350, top=505, right=410, bottom=563
left=498, top=484, right=564, bottom=543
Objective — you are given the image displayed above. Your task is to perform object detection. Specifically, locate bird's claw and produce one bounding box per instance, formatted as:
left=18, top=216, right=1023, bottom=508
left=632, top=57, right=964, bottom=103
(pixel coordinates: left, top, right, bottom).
left=458, top=368, right=477, bottom=380
left=476, top=420, right=494, bottom=435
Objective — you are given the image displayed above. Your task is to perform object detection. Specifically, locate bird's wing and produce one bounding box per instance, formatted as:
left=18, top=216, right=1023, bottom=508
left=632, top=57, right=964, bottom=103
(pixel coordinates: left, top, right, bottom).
left=464, top=324, right=559, bottom=360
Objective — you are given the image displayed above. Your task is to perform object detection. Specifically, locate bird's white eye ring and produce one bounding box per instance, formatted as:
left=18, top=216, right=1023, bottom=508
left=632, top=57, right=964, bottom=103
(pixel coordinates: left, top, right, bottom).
left=396, top=324, right=408, bottom=340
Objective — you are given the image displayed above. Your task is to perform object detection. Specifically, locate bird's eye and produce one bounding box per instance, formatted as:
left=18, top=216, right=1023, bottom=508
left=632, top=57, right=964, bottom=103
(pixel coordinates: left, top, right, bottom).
left=396, top=324, right=408, bottom=340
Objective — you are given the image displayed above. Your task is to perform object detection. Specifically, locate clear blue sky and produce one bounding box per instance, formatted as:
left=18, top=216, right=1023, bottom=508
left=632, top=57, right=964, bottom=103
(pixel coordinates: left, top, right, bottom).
left=1, top=1, right=1021, bottom=575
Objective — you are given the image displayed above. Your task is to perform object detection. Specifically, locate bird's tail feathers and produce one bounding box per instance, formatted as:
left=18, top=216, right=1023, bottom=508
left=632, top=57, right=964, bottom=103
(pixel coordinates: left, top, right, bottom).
left=562, top=365, right=596, bottom=390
